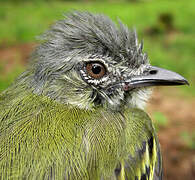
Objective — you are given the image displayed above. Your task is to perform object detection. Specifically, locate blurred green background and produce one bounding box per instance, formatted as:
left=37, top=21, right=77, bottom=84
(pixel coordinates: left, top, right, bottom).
left=0, top=0, right=194, bottom=179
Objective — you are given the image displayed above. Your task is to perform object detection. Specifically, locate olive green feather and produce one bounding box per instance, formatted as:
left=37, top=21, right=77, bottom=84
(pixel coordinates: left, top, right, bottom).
left=0, top=11, right=166, bottom=180
left=0, top=85, right=162, bottom=179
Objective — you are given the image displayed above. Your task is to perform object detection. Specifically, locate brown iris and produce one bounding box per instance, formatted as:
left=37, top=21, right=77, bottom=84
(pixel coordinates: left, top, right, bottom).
left=86, top=62, right=106, bottom=79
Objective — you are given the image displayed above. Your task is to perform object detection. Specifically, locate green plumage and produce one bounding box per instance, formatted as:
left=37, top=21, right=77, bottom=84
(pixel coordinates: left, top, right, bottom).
left=0, top=84, right=161, bottom=179
left=1, top=11, right=188, bottom=180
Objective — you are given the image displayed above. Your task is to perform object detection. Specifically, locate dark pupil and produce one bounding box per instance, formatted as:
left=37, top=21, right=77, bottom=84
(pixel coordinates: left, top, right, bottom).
left=92, top=64, right=102, bottom=74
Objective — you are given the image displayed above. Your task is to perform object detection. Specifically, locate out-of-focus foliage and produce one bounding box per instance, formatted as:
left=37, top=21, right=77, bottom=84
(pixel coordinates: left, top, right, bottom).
left=0, top=0, right=140, bottom=2
left=152, top=111, right=168, bottom=131
left=0, top=65, right=23, bottom=92
left=180, top=131, right=195, bottom=150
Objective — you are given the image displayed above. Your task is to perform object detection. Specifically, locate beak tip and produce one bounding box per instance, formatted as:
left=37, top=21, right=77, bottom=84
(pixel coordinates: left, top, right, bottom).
left=185, top=80, right=190, bottom=86
left=179, top=77, right=189, bottom=86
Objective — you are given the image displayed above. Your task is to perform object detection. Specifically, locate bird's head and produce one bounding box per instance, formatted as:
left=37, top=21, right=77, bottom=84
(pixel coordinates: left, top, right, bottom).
left=25, top=11, right=188, bottom=110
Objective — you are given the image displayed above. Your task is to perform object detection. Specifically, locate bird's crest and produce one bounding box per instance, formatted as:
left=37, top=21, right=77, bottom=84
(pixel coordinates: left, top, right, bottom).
left=40, top=11, right=148, bottom=68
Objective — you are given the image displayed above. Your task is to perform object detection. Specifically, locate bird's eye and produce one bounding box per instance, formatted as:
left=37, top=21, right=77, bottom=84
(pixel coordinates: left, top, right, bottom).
left=86, top=62, right=106, bottom=79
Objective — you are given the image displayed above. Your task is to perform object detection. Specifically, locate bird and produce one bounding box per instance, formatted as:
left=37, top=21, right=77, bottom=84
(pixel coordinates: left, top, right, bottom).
left=0, top=11, right=188, bottom=180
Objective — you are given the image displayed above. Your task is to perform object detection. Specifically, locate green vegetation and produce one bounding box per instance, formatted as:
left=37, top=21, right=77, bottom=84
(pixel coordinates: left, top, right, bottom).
left=0, top=68, right=23, bottom=92
left=0, top=63, right=23, bottom=92
left=0, top=0, right=194, bottom=94
left=152, top=111, right=168, bottom=131
left=180, top=131, right=195, bottom=150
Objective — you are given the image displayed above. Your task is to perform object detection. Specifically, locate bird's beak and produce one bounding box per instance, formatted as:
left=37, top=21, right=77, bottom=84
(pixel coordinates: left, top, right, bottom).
left=123, top=66, right=189, bottom=91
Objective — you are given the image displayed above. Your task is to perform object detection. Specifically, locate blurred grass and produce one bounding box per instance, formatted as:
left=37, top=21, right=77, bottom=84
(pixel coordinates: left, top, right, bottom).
left=180, top=131, right=195, bottom=150
left=0, top=66, right=23, bottom=92
left=0, top=0, right=194, bottom=95
left=152, top=111, right=169, bottom=131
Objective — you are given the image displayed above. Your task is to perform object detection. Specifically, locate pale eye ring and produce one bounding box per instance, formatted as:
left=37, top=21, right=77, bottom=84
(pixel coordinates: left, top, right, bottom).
left=86, top=62, right=106, bottom=79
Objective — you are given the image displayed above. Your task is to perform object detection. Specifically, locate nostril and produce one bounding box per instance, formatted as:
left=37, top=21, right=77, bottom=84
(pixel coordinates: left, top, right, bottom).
left=149, top=70, right=157, bottom=75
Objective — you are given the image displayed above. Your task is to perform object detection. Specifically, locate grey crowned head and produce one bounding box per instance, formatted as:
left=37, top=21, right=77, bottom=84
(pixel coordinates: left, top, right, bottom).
left=23, top=11, right=188, bottom=110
